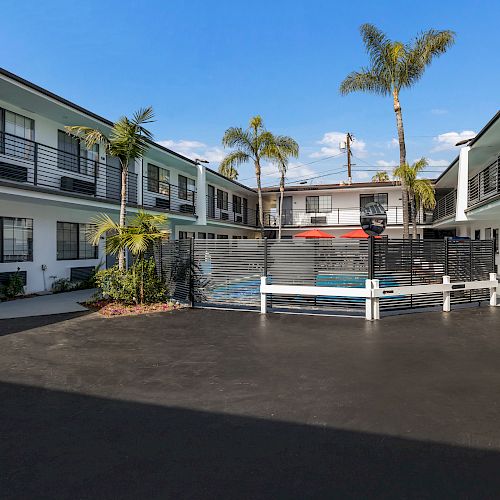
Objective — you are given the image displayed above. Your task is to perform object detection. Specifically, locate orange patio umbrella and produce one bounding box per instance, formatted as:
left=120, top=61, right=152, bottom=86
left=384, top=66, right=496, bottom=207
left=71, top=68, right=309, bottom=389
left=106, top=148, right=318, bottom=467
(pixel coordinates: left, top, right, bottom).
left=294, top=229, right=335, bottom=239
left=340, top=228, right=381, bottom=239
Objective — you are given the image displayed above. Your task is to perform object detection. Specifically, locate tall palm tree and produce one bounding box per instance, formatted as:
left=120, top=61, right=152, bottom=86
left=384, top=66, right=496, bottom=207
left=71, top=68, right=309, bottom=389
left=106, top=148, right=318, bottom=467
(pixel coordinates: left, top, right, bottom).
left=394, top=158, right=436, bottom=238
left=66, top=107, right=155, bottom=268
left=340, top=24, right=455, bottom=237
left=269, top=136, right=299, bottom=239
left=219, top=116, right=276, bottom=235
left=372, top=171, right=390, bottom=182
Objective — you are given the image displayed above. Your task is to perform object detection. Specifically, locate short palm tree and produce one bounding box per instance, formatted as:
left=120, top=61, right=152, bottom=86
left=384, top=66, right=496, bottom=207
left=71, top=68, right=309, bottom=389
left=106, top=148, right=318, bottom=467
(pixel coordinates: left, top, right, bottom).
left=66, top=107, right=155, bottom=268
left=394, top=158, right=436, bottom=238
left=340, top=24, right=455, bottom=237
left=219, top=116, right=276, bottom=234
left=372, top=171, right=390, bottom=182
left=269, top=136, right=299, bottom=239
left=87, top=210, right=169, bottom=259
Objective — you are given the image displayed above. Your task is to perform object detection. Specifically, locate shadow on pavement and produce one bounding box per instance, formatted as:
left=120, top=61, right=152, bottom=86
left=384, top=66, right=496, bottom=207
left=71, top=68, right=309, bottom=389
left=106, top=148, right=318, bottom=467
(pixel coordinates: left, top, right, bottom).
left=0, top=311, right=90, bottom=337
left=1, top=381, right=499, bottom=499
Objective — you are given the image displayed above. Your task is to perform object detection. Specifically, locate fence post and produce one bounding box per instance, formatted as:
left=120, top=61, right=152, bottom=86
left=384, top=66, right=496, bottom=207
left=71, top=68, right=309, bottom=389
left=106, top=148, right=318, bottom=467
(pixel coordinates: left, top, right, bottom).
left=490, top=272, right=498, bottom=306
left=372, top=279, right=380, bottom=320
left=33, top=142, right=38, bottom=186
left=263, top=237, right=268, bottom=276
left=443, top=275, right=451, bottom=312
left=189, top=238, right=194, bottom=307
left=368, top=236, right=374, bottom=280
left=260, top=276, right=267, bottom=314
left=365, top=279, right=373, bottom=321
left=444, top=237, right=449, bottom=276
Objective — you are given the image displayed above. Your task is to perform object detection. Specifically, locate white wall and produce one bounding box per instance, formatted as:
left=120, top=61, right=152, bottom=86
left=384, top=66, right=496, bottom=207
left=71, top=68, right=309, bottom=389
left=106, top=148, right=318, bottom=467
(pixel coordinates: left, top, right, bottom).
left=0, top=198, right=105, bottom=293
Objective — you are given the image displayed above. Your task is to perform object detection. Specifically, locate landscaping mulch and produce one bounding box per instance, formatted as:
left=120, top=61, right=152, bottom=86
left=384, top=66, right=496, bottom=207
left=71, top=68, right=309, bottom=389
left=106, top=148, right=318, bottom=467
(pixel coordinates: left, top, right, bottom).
left=83, top=299, right=184, bottom=317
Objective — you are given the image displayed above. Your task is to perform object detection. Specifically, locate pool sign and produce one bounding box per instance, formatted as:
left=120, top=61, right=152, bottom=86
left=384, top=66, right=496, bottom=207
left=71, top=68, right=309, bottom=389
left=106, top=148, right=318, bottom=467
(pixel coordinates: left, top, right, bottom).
left=360, top=202, right=387, bottom=236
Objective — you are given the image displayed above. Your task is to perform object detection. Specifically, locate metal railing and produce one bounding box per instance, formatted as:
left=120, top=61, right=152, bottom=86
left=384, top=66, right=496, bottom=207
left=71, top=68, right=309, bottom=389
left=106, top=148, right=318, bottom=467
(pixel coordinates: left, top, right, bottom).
left=142, top=178, right=196, bottom=215
left=0, top=131, right=137, bottom=204
left=263, top=206, right=431, bottom=227
left=468, top=157, right=500, bottom=208
left=433, top=190, right=457, bottom=221
left=206, top=196, right=257, bottom=226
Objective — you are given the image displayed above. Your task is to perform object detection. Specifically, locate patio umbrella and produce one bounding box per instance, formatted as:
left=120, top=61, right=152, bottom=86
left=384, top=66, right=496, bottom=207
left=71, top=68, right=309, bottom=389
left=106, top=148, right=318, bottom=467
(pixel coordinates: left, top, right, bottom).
left=340, top=228, right=381, bottom=239
left=294, top=229, right=335, bottom=239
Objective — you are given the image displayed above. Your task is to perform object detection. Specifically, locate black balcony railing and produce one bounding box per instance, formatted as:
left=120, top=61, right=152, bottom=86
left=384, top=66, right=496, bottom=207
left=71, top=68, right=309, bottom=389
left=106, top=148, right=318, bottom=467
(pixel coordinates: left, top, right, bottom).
left=468, top=157, right=500, bottom=208
left=142, top=178, right=196, bottom=215
left=206, top=196, right=258, bottom=227
left=433, top=190, right=457, bottom=222
left=263, top=206, right=431, bottom=227
left=0, top=131, right=137, bottom=204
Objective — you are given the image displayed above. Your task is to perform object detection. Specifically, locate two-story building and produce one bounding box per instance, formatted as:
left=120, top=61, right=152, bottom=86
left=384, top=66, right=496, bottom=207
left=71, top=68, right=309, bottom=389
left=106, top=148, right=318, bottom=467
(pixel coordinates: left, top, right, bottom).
left=433, top=110, right=500, bottom=271
left=0, top=68, right=257, bottom=293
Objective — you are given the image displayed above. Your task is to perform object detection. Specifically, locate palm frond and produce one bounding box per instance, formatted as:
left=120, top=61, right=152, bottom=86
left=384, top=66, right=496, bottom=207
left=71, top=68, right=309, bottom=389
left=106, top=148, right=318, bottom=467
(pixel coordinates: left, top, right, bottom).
left=372, top=171, right=390, bottom=182
left=86, top=213, right=120, bottom=246
left=414, top=178, right=436, bottom=209
left=219, top=150, right=248, bottom=179
left=360, top=23, right=388, bottom=62
left=64, top=126, right=110, bottom=150
left=339, top=69, right=389, bottom=95
left=221, top=127, right=253, bottom=153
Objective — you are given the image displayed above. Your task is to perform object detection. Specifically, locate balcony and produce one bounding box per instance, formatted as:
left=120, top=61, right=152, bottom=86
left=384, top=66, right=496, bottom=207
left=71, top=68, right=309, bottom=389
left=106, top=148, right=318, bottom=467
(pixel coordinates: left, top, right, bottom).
left=468, top=157, right=500, bottom=209
left=263, top=206, right=431, bottom=227
left=142, top=178, right=196, bottom=215
left=0, top=131, right=137, bottom=204
left=206, top=196, right=258, bottom=227
left=433, top=190, right=456, bottom=222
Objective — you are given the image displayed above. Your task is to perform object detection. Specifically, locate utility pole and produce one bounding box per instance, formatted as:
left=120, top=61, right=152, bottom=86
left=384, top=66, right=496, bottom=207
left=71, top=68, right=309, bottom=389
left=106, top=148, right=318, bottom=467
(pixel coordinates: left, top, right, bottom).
left=346, top=132, right=354, bottom=185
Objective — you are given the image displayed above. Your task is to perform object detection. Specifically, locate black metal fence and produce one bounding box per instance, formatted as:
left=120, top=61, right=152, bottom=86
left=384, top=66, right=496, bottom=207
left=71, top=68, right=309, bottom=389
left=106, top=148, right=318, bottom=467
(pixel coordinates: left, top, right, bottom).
left=155, top=238, right=495, bottom=316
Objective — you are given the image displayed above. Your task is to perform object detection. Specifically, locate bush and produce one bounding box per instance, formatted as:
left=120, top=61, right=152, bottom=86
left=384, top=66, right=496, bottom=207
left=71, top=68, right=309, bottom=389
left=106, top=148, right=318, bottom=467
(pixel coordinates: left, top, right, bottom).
left=2, top=271, right=25, bottom=299
left=94, top=257, right=167, bottom=305
left=51, top=278, right=75, bottom=293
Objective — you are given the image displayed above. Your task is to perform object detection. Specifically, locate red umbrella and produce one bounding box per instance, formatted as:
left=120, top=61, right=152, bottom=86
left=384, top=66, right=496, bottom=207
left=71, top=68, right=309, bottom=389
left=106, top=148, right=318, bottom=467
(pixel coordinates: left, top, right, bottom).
left=340, top=228, right=381, bottom=239
left=294, top=229, right=335, bottom=239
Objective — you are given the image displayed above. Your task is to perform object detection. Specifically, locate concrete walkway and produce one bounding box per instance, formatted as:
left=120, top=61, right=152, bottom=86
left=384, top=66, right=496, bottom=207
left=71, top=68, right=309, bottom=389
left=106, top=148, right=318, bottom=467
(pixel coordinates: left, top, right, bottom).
left=0, top=289, right=94, bottom=319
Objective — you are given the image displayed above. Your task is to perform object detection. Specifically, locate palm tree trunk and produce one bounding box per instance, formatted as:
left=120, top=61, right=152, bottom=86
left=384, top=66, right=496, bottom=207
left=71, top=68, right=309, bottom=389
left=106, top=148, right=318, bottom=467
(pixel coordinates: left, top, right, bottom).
left=411, top=194, right=418, bottom=239
left=393, top=89, right=410, bottom=239
left=278, top=177, right=284, bottom=240
left=118, top=161, right=128, bottom=270
left=256, top=159, right=264, bottom=238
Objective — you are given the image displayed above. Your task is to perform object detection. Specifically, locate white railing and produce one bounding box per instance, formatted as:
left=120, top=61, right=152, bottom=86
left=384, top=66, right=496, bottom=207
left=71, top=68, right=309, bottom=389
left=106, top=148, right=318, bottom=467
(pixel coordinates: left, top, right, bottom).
left=260, top=274, right=498, bottom=321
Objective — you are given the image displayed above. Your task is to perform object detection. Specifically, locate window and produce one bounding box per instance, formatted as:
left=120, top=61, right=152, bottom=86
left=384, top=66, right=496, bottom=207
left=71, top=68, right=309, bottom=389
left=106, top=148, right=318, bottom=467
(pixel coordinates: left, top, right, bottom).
left=217, top=234, right=229, bottom=239
left=306, top=195, right=332, bottom=213
left=207, top=185, right=215, bottom=217
left=474, top=230, right=481, bottom=240
left=57, top=222, right=97, bottom=260
left=233, top=195, right=242, bottom=214
left=179, top=231, right=194, bottom=239
left=494, top=229, right=499, bottom=254
left=148, top=164, right=170, bottom=195
left=1, top=217, right=33, bottom=262
left=57, top=130, right=98, bottom=175
left=197, top=232, right=207, bottom=239
left=179, top=175, right=195, bottom=201
left=232, top=235, right=242, bottom=239
left=207, top=233, right=215, bottom=239
left=0, top=108, right=35, bottom=160
left=360, top=193, right=388, bottom=210
left=216, top=189, right=229, bottom=210
left=485, top=228, right=492, bottom=240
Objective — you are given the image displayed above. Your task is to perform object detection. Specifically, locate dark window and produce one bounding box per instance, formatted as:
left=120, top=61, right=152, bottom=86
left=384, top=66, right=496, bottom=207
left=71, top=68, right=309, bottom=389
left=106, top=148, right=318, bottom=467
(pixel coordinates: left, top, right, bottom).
left=179, top=175, right=195, bottom=201
left=57, top=222, right=97, bottom=260
left=0, top=108, right=35, bottom=160
left=216, top=189, right=228, bottom=210
left=197, top=232, right=207, bottom=239
left=147, top=164, right=170, bottom=195
left=57, top=130, right=98, bottom=175
left=178, top=231, right=194, bottom=239
left=207, top=233, right=215, bottom=239
left=233, top=195, right=242, bottom=213
left=360, top=193, right=388, bottom=209
left=474, top=230, right=481, bottom=240
left=0, top=217, right=33, bottom=262
left=207, top=185, right=215, bottom=217
left=306, top=195, right=332, bottom=213
left=494, top=228, right=499, bottom=254
left=216, top=234, right=229, bottom=239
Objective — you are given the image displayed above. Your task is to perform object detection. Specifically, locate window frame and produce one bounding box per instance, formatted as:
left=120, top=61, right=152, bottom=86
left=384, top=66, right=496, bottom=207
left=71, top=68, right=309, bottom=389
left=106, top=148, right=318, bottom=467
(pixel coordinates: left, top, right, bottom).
left=0, top=217, right=33, bottom=263
left=179, top=175, right=195, bottom=201
left=306, top=195, right=332, bottom=213
left=360, top=193, right=389, bottom=210
left=147, top=163, right=170, bottom=195
left=57, top=222, right=98, bottom=261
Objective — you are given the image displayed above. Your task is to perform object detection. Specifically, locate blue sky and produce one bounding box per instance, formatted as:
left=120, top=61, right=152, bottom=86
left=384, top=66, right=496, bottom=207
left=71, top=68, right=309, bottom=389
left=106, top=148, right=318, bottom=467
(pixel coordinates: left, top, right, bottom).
left=1, top=0, right=499, bottom=186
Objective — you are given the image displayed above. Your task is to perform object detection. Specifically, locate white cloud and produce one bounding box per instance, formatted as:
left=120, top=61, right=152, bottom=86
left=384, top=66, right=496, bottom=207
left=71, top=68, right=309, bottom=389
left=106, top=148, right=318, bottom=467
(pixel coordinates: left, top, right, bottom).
left=310, top=131, right=367, bottom=158
left=376, top=160, right=396, bottom=168
left=432, top=131, right=476, bottom=152
left=424, top=158, right=449, bottom=167
left=261, top=162, right=316, bottom=182
left=158, top=139, right=225, bottom=164
left=355, top=171, right=370, bottom=180
left=431, top=108, right=448, bottom=115
left=388, top=138, right=399, bottom=148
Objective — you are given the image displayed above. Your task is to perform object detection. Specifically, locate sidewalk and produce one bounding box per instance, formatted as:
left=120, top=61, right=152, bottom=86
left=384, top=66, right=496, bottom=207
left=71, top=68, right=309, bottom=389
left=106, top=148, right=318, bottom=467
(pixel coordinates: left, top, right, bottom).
left=0, top=289, right=95, bottom=319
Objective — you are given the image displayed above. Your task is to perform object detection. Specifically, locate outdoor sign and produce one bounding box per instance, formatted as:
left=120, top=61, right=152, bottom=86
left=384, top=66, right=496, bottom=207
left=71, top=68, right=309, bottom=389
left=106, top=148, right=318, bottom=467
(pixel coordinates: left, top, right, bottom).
left=360, top=202, right=387, bottom=236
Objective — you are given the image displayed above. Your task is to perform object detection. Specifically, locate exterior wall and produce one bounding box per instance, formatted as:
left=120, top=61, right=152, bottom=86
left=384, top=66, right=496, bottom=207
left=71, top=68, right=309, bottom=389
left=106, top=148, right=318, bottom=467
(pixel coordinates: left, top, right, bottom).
left=0, top=197, right=105, bottom=293
left=174, top=224, right=256, bottom=239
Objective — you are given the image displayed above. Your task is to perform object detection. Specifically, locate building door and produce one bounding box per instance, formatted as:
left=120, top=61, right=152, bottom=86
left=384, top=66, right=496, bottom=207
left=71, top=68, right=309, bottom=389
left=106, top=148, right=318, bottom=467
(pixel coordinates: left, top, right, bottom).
left=282, top=196, right=293, bottom=225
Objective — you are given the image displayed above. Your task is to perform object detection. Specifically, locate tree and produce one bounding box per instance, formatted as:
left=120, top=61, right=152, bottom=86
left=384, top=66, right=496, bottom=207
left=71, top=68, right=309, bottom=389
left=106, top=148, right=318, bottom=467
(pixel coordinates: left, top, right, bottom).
left=269, top=136, right=299, bottom=239
left=66, top=107, right=155, bottom=268
left=372, top=171, right=390, bottom=182
left=394, top=158, right=436, bottom=238
left=219, top=116, right=276, bottom=235
left=340, top=24, right=455, bottom=237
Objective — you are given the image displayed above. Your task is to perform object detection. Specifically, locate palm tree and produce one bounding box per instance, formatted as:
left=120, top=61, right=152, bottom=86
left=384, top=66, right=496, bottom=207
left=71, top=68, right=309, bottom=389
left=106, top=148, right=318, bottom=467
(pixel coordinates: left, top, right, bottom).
left=340, top=24, right=455, bottom=237
left=66, top=107, right=155, bottom=268
left=87, top=210, right=169, bottom=259
left=372, top=171, right=390, bottom=182
left=269, top=136, right=299, bottom=239
left=394, top=158, right=436, bottom=238
left=219, top=116, right=276, bottom=235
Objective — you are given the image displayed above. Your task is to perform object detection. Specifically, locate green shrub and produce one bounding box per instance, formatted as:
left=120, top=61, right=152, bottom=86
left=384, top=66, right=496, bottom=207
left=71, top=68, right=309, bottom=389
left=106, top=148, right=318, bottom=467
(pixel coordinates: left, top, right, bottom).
left=2, top=271, right=25, bottom=299
left=51, top=278, right=74, bottom=293
left=95, top=257, right=167, bottom=305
